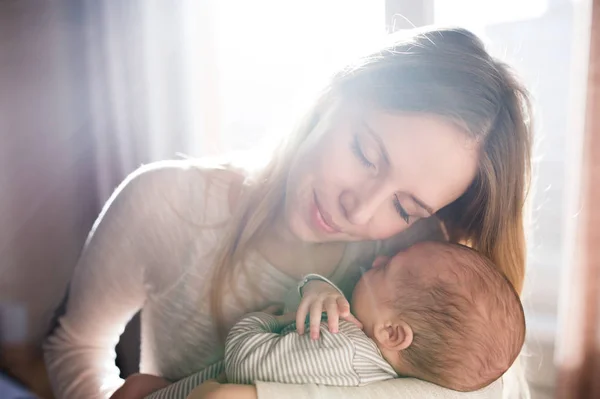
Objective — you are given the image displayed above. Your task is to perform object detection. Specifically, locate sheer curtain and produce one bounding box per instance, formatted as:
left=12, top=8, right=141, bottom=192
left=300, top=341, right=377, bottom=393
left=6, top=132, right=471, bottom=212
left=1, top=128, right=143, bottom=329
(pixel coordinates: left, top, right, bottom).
left=61, top=0, right=224, bottom=377
left=79, top=0, right=221, bottom=201
left=0, top=0, right=221, bottom=392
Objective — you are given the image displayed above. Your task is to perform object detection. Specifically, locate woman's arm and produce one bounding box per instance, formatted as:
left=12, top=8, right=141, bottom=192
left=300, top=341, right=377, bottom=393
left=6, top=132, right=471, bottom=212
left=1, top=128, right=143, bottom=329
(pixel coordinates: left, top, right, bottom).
left=110, top=374, right=171, bottom=399
left=187, top=381, right=257, bottom=399
left=255, top=378, right=503, bottom=399
left=196, top=374, right=503, bottom=399
left=44, top=163, right=195, bottom=398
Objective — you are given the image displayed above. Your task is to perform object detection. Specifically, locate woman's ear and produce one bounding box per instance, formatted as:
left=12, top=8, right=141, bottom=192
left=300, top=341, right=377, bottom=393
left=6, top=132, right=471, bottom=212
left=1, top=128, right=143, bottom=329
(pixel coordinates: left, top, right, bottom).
left=374, top=320, right=413, bottom=351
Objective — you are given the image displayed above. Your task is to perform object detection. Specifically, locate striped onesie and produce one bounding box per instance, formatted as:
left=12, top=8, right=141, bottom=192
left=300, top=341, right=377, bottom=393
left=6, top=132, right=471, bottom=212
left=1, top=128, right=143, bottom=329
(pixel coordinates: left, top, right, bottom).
left=146, top=312, right=397, bottom=399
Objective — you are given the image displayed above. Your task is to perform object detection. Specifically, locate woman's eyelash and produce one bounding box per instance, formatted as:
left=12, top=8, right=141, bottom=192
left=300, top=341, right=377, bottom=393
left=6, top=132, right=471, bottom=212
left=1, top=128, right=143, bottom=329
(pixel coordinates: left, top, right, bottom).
left=393, top=194, right=410, bottom=224
left=352, top=136, right=408, bottom=224
left=351, top=135, right=374, bottom=169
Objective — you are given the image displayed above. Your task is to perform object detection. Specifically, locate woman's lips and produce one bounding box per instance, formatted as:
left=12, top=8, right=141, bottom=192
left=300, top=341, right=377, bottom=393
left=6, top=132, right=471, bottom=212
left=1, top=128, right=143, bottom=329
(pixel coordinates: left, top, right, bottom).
left=312, top=193, right=341, bottom=234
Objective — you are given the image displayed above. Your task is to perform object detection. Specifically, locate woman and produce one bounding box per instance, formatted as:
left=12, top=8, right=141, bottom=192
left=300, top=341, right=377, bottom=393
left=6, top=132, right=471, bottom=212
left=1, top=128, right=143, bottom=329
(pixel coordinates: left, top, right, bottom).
left=44, top=26, right=532, bottom=399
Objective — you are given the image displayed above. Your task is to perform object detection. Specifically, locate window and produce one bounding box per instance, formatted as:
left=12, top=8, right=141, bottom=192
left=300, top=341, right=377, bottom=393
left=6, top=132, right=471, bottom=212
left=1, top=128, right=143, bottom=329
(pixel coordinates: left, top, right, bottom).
left=211, top=0, right=385, bottom=151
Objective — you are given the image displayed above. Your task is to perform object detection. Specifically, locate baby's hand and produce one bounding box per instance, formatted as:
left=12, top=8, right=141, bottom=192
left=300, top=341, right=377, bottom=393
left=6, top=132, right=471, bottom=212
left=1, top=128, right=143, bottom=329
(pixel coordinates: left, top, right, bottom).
left=296, top=280, right=362, bottom=340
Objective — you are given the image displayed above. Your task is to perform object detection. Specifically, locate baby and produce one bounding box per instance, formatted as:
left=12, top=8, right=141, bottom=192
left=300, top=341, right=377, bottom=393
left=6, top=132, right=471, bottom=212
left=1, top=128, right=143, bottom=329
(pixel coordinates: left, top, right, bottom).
left=146, top=241, right=525, bottom=398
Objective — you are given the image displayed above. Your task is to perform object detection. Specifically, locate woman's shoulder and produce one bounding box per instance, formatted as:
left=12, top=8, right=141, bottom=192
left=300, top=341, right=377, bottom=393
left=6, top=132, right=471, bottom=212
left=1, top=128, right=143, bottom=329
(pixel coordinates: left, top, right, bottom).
left=111, top=160, right=245, bottom=293
left=122, top=159, right=245, bottom=218
left=128, top=158, right=243, bottom=191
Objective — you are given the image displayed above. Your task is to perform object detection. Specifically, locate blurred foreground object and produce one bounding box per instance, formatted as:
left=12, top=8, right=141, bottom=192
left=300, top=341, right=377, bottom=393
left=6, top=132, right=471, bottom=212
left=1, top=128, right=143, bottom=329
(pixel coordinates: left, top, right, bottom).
left=555, top=0, right=600, bottom=397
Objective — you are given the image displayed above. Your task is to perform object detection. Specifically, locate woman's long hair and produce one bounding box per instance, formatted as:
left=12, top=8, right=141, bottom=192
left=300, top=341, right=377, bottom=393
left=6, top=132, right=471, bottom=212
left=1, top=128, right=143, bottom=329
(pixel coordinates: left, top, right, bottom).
left=209, top=26, right=532, bottom=339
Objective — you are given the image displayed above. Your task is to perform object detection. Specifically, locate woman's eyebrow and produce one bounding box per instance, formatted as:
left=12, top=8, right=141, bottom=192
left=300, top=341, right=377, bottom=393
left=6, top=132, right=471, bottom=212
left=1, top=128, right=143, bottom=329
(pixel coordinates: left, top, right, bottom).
left=362, top=121, right=390, bottom=165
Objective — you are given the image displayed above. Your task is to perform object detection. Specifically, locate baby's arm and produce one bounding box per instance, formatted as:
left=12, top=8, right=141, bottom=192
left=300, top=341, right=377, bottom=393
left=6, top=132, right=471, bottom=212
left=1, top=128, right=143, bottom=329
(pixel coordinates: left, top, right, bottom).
left=225, top=312, right=363, bottom=387
left=224, top=312, right=295, bottom=384
left=143, top=311, right=291, bottom=399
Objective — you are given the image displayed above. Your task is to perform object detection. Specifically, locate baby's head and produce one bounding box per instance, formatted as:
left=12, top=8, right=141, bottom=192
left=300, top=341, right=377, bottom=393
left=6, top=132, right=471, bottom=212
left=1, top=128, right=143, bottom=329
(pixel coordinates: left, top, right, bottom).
left=351, top=241, right=525, bottom=391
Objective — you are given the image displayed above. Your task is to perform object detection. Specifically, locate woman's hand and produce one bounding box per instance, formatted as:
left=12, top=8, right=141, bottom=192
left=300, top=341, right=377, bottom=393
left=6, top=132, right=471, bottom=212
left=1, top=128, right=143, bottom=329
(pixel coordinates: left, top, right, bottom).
left=185, top=380, right=222, bottom=399
left=109, top=373, right=170, bottom=399
left=296, top=280, right=362, bottom=339
left=186, top=381, right=257, bottom=399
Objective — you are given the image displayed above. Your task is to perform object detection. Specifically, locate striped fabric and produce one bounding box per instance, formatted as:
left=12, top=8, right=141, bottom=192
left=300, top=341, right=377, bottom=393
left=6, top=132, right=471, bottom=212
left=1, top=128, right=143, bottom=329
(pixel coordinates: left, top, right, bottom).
left=146, top=313, right=397, bottom=399
left=145, top=362, right=224, bottom=399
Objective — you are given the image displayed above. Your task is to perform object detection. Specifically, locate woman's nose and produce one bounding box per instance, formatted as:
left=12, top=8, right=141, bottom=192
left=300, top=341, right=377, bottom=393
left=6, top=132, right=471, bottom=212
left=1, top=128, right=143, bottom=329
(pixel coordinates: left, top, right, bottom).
left=340, top=185, right=389, bottom=226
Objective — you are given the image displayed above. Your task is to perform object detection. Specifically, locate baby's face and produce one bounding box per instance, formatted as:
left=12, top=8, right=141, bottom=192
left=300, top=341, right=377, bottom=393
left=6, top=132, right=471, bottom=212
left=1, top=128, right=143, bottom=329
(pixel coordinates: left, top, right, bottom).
left=351, top=242, right=447, bottom=337
left=351, top=246, right=418, bottom=337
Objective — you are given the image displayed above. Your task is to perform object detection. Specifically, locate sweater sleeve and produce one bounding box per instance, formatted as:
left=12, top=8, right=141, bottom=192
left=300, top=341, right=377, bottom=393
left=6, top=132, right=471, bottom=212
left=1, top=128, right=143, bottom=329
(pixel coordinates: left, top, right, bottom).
left=256, top=377, right=503, bottom=399
left=43, top=162, right=207, bottom=399
left=226, top=314, right=363, bottom=387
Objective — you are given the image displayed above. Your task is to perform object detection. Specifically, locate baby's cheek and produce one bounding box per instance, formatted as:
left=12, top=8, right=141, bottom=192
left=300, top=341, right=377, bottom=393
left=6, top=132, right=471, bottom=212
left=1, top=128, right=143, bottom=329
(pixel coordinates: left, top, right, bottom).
left=351, top=283, right=371, bottom=319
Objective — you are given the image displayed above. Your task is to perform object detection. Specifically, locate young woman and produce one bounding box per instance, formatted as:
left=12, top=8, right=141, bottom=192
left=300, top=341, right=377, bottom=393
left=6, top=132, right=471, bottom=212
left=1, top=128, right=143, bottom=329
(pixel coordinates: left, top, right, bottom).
left=45, top=26, right=532, bottom=399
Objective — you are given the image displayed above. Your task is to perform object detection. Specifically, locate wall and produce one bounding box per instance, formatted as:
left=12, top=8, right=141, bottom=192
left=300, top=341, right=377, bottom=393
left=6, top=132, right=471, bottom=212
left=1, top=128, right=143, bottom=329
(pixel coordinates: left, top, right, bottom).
left=0, top=3, right=99, bottom=395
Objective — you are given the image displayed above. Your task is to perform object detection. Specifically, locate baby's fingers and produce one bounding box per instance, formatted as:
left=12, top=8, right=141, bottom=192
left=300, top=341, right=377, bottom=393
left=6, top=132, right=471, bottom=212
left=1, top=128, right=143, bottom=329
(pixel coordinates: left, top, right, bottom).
left=296, top=298, right=314, bottom=335
left=309, top=301, right=324, bottom=340
left=324, top=297, right=340, bottom=333
left=336, top=297, right=351, bottom=317
left=341, top=312, right=363, bottom=330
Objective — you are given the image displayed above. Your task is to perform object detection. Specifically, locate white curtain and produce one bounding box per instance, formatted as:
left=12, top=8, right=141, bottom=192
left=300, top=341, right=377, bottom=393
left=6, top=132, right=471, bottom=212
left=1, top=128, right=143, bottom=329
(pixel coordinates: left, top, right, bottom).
left=80, top=0, right=221, bottom=201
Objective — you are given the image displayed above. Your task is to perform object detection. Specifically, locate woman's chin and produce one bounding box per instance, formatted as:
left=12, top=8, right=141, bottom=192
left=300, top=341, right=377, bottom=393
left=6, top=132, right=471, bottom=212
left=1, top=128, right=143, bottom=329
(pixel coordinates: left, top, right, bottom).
left=283, top=219, right=318, bottom=243
left=294, top=227, right=323, bottom=243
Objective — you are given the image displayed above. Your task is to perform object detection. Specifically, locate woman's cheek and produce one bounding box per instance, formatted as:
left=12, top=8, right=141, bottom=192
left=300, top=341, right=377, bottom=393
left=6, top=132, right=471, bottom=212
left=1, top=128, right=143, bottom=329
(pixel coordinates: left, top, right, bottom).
left=332, top=148, right=365, bottom=181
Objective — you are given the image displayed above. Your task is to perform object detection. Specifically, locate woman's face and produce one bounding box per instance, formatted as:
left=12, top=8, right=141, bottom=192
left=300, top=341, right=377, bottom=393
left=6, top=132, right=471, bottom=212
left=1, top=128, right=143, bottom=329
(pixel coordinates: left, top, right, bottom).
left=284, top=103, right=480, bottom=243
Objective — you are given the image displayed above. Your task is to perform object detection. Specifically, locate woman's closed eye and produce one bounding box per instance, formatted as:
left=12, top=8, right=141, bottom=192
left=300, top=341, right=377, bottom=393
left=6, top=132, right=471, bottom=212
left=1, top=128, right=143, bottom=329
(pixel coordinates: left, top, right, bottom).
left=350, top=132, right=424, bottom=225
left=352, top=134, right=412, bottom=224
left=393, top=194, right=411, bottom=224
left=351, top=134, right=375, bottom=169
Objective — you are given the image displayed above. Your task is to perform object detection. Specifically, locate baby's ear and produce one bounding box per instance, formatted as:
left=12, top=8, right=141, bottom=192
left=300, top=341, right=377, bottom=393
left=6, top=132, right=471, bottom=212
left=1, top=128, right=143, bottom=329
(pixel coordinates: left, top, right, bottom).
left=374, top=320, right=413, bottom=351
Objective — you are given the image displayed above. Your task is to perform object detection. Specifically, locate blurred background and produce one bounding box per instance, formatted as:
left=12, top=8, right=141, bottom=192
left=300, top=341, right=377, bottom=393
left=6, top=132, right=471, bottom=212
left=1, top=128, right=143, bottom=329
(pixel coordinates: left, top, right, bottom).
left=1, top=0, right=598, bottom=398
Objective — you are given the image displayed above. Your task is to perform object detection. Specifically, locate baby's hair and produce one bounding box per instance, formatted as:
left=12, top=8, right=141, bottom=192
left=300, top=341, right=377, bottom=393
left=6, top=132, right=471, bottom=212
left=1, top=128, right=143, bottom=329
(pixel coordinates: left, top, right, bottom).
left=390, top=242, right=525, bottom=391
